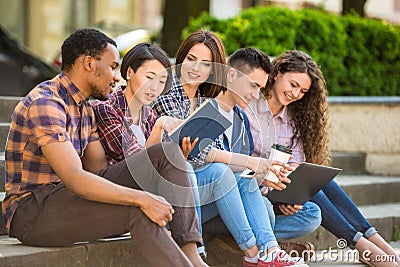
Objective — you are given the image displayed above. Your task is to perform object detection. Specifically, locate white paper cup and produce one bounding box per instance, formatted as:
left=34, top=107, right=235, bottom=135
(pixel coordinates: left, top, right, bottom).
left=264, top=144, right=292, bottom=182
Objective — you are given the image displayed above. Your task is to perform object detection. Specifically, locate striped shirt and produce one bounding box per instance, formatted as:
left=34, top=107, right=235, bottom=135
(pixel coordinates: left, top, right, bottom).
left=2, top=73, right=99, bottom=230
left=93, top=86, right=156, bottom=165
left=244, top=93, right=305, bottom=163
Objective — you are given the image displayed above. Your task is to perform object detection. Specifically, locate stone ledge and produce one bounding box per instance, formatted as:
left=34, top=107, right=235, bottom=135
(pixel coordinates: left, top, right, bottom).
left=290, top=202, right=400, bottom=250
left=329, top=101, right=400, bottom=175
left=337, top=175, right=400, bottom=205
left=0, top=123, right=9, bottom=153
left=0, top=153, right=4, bottom=192
left=0, top=96, right=21, bottom=123
left=0, top=235, right=149, bottom=267
left=202, top=202, right=400, bottom=251
left=331, top=151, right=366, bottom=175
left=328, top=96, right=400, bottom=105
left=1, top=203, right=399, bottom=266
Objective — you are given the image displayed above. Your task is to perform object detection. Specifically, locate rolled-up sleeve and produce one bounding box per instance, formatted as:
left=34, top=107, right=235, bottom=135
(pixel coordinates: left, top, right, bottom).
left=26, top=97, right=71, bottom=147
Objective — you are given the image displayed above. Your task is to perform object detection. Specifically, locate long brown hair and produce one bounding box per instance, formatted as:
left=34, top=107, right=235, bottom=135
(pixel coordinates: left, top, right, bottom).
left=262, top=50, right=331, bottom=165
left=175, top=29, right=227, bottom=98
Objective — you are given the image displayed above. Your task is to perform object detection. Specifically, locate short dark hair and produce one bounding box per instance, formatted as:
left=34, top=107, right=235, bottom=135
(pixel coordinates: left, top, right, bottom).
left=120, top=42, right=172, bottom=91
left=61, top=28, right=117, bottom=71
left=228, top=47, right=271, bottom=76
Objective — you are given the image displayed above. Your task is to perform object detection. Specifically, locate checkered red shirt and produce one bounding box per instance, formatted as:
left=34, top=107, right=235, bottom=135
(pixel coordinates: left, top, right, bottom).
left=93, top=86, right=157, bottom=165
left=2, top=73, right=99, bottom=230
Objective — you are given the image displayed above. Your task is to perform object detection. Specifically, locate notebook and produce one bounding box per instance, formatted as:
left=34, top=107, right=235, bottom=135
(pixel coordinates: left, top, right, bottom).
left=168, top=99, right=232, bottom=157
left=266, top=162, right=342, bottom=205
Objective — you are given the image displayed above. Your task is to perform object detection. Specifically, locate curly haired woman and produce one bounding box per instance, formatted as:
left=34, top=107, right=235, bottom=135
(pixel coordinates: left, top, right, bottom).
left=245, top=50, right=400, bottom=267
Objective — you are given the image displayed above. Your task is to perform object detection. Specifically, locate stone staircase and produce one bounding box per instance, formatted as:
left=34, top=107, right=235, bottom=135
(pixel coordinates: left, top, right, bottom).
left=0, top=96, right=400, bottom=266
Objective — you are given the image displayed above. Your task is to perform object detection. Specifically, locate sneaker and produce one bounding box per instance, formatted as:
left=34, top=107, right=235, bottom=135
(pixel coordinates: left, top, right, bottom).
left=278, top=241, right=314, bottom=262
left=242, top=257, right=258, bottom=267
left=258, top=249, right=309, bottom=267
left=198, top=245, right=207, bottom=260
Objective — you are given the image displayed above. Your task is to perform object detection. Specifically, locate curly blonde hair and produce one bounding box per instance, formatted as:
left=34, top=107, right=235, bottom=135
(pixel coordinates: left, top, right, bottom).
left=262, top=50, right=331, bottom=165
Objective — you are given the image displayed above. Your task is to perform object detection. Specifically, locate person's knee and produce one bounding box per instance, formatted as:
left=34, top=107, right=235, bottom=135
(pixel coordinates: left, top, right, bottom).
left=210, top=162, right=229, bottom=173
left=127, top=206, right=157, bottom=232
left=209, top=162, right=232, bottom=181
left=148, top=142, right=187, bottom=169
left=147, top=142, right=182, bottom=157
left=263, top=197, right=275, bottom=227
left=302, top=201, right=322, bottom=231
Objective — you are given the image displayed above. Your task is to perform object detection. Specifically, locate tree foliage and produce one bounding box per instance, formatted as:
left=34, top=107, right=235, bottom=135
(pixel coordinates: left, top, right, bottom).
left=183, top=6, right=400, bottom=96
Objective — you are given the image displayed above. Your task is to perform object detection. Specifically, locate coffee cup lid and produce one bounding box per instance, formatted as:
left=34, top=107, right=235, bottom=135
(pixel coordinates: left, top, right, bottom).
left=271, top=143, right=292, bottom=154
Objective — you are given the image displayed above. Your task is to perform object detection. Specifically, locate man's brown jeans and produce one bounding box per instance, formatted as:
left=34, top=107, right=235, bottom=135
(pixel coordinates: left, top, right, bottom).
left=10, top=142, right=201, bottom=267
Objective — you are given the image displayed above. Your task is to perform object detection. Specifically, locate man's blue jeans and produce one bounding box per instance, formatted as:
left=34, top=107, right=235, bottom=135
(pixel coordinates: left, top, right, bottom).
left=263, top=198, right=322, bottom=241
left=201, top=189, right=321, bottom=242
left=195, top=163, right=278, bottom=251
left=310, top=180, right=377, bottom=249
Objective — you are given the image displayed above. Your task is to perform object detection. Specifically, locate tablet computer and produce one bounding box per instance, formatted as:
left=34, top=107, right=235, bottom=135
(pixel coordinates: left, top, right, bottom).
left=266, top=162, right=342, bottom=205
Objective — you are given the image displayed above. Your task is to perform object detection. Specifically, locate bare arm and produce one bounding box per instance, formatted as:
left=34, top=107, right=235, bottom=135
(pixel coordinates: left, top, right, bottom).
left=206, top=147, right=288, bottom=174
left=145, top=115, right=183, bottom=148
left=145, top=116, right=198, bottom=158
left=144, top=118, right=165, bottom=148
left=81, top=140, right=108, bottom=174
left=208, top=147, right=294, bottom=191
left=41, top=141, right=174, bottom=226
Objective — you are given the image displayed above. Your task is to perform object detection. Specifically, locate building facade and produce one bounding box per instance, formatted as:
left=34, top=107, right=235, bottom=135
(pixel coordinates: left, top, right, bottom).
left=0, top=0, right=162, bottom=63
left=0, top=0, right=398, bottom=64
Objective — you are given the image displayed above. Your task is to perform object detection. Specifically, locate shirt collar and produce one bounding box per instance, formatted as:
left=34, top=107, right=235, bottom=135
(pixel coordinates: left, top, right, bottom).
left=171, top=74, right=188, bottom=101
left=254, top=92, right=288, bottom=123
left=59, top=72, right=90, bottom=106
left=172, top=74, right=202, bottom=103
left=274, top=105, right=289, bottom=123
left=115, top=85, right=150, bottom=125
left=114, top=86, right=129, bottom=113
left=255, top=92, right=270, bottom=115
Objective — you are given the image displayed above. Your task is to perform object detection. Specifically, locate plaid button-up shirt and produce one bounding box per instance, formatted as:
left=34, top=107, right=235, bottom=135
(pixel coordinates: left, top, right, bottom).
left=93, top=86, right=156, bottom=165
left=152, top=75, right=225, bottom=168
left=2, top=73, right=99, bottom=230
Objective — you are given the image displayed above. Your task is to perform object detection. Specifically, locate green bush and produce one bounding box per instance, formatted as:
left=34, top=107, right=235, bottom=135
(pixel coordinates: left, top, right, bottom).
left=183, top=6, right=400, bottom=96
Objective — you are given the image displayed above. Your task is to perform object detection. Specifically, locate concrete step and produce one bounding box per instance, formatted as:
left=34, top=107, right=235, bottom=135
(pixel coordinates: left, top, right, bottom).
left=203, top=236, right=400, bottom=267
left=308, top=241, right=400, bottom=266
left=337, top=175, right=400, bottom=205
left=0, top=234, right=150, bottom=267
left=0, top=187, right=400, bottom=267
left=0, top=194, right=399, bottom=266
left=295, top=202, right=400, bottom=250
left=202, top=202, right=400, bottom=251
left=0, top=123, right=9, bottom=153
left=0, top=192, right=5, bottom=235
left=0, top=153, right=4, bottom=191
left=331, top=151, right=366, bottom=175
left=0, top=96, right=21, bottom=123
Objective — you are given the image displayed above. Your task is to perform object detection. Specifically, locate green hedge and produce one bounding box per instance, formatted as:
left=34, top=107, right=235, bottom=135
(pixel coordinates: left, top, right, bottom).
left=183, top=6, right=400, bottom=96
